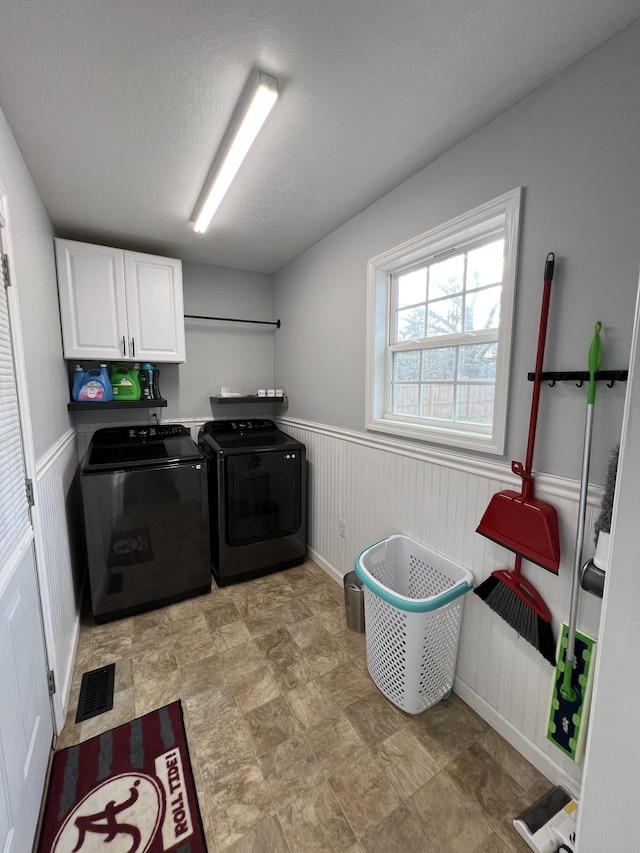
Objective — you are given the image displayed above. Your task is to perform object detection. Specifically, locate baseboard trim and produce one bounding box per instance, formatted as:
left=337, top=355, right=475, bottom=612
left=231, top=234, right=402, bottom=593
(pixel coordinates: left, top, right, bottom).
left=307, top=546, right=344, bottom=586
left=453, top=677, right=582, bottom=796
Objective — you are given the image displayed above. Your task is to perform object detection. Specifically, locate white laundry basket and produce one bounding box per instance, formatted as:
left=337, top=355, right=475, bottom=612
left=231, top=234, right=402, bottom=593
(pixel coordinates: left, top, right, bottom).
left=356, top=535, right=474, bottom=715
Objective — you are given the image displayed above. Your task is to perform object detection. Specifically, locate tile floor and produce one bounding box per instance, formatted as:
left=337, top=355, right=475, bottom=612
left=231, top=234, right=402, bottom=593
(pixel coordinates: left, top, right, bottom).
left=56, top=560, right=550, bottom=852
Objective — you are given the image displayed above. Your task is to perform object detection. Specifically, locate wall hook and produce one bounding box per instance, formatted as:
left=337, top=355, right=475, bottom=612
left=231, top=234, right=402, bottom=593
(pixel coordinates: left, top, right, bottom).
left=575, top=377, right=584, bottom=388
left=548, top=378, right=556, bottom=388
left=607, top=377, right=615, bottom=388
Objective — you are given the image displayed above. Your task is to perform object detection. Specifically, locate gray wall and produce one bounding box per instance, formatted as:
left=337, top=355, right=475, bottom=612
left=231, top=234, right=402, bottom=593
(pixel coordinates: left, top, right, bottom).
left=144, top=261, right=277, bottom=423
left=273, top=20, right=640, bottom=485
left=0, top=106, right=71, bottom=458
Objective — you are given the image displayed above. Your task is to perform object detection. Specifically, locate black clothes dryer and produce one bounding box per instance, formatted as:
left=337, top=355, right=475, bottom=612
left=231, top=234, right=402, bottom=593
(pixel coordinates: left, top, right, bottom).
left=198, top=419, right=307, bottom=586
left=80, top=424, right=211, bottom=622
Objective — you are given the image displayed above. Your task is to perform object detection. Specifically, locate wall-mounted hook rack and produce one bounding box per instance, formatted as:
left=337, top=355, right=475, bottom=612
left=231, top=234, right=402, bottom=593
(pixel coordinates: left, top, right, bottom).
left=527, top=370, right=628, bottom=387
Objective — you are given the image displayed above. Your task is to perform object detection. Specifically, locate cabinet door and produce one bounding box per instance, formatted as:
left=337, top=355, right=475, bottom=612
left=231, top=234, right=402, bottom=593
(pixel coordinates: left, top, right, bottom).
left=55, top=239, right=129, bottom=360
left=124, top=251, right=186, bottom=363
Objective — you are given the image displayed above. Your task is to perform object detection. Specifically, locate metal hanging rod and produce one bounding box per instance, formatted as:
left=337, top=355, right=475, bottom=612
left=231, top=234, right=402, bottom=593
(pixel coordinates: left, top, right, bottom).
left=184, top=314, right=281, bottom=328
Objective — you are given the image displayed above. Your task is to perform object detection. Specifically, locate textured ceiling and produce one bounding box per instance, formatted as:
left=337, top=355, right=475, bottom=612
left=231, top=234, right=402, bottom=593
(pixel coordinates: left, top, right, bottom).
left=1, top=1, right=639, bottom=273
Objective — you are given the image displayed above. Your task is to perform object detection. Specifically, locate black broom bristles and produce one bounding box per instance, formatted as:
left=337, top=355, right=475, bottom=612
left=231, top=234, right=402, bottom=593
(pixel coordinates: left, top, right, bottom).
left=474, top=576, right=556, bottom=666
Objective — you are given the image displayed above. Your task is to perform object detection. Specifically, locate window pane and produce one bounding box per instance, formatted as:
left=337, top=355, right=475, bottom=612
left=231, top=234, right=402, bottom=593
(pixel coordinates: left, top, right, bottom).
left=458, top=343, right=497, bottom=379
left=396, top=306, right=425, bottom=342
left=393, top=384, right=419, bottom=415
left=421, top=347, right=456, bottom=381
left=427, top=296, right=462, bottom=336
left=420, top=384, right=454, bottom=420
left=457, top=383, right=494, bottom=424
left=464, top=285, right=501, bottom=332
left=397, top=268, right=427, bottom=308
left=393, top=350, right=421, bottom=381
left=467, top=239, right=504, bottom=289
left=429, top=254, right=464, bottom=299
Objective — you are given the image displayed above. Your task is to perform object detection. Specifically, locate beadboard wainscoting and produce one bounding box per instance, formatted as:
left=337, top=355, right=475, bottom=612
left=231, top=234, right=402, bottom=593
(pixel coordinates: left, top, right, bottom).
left=276, top=416, right=605, bottom=791
left=33, top=428, right=84, bottom=732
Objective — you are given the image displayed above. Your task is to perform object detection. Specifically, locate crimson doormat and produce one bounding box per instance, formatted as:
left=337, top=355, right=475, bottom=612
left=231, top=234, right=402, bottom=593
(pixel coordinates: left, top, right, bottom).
left=37, top=701, right=207, bottom=853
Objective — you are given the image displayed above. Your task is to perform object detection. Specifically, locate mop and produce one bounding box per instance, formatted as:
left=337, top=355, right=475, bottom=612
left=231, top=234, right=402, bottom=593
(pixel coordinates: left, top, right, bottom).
left=514, top=324, right=603, bottom=853
left=547, top=323, right=601, bottom=762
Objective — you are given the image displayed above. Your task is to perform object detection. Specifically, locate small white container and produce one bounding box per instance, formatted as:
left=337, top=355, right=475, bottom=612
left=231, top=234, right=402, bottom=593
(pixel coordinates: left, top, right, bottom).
left=267, top=389, right=276, bottom=397
left=257, top=389, right=266, bottom=397
left=276, top=389, right=284, bottom=397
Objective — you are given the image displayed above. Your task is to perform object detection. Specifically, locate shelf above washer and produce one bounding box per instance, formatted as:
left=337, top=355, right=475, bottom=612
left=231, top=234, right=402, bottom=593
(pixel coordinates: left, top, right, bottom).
left=212, top=396, right=285, bottom=404
left=68, top=398, right=168, bottom=411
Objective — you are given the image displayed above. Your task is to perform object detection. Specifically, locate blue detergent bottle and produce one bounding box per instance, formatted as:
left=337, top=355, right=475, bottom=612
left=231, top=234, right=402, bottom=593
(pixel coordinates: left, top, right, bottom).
left=74, top=363, right=113, bottom=402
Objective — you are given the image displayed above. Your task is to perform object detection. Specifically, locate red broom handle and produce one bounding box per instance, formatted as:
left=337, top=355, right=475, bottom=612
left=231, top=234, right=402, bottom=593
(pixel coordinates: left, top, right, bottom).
left=524, top=253, right=554, bottom=476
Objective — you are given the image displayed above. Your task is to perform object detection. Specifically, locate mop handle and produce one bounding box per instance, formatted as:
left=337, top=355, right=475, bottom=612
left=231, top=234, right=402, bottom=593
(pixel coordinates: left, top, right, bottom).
left=524, top=253, right=555, bottom=476
left=564, top=323, right=602, bottom=674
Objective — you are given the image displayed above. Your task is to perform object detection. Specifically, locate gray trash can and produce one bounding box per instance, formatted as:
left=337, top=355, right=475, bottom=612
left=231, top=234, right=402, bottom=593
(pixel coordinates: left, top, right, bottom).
left=344, top=571, right=365, bottom=632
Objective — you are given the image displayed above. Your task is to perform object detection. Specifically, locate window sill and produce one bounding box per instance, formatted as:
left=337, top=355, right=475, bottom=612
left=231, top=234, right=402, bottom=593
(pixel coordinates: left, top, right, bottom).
left=366, top=416, right=503, bottom=455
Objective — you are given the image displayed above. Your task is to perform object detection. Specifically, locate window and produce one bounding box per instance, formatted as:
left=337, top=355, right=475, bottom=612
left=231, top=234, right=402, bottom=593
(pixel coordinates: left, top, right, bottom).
left=366, top=188, right=521, bottom=454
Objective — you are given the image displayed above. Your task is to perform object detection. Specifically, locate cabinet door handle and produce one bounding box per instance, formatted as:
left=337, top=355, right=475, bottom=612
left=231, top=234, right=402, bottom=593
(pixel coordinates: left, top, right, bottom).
left=122, top=335, right=127, bottom=357
left=131, top=337, right=136, bottom=358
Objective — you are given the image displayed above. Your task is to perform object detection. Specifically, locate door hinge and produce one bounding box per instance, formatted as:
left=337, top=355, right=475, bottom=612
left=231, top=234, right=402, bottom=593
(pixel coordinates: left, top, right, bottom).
left=25, top=478, right=35, bottom=507
left=47, top=670, right=56, bottom=696
left=1, top=253, right=10, bottom=287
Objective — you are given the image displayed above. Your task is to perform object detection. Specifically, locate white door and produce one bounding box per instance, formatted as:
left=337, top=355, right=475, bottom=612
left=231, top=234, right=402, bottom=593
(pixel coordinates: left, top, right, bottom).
left=124, top=251, right=186, bottom=362
left=0, top=209, right=54, bottom=851
left=55, top=238, right=129, bottom=360
left=576, top=274, right=640, bottom=849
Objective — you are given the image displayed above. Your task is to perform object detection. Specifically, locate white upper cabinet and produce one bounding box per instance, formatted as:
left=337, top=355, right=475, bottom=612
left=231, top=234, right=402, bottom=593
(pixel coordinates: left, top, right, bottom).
left=55, top=238, right=186, bottom=362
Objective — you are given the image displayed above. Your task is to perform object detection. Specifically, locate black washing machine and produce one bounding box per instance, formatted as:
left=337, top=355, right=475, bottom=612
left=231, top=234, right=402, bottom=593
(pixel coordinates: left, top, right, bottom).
left=198, top=419, right=307, bottom=586
left=80, top=424, right=211, bottom=622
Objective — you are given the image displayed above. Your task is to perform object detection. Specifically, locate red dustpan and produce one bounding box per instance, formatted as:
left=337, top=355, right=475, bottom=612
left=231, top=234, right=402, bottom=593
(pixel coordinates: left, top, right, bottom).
left=477, top=253, right=560, bottom=574
left=477, top=461, right=560, bottom=572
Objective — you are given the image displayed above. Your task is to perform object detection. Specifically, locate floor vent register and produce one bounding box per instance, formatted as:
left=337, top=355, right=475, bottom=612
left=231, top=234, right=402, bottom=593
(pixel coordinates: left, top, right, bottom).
left=75, top=663, right=115, bottom=723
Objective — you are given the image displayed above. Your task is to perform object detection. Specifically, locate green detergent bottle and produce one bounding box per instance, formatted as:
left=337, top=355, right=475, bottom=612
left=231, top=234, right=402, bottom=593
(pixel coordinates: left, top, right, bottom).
left=109, top=364, right=141, bottom=401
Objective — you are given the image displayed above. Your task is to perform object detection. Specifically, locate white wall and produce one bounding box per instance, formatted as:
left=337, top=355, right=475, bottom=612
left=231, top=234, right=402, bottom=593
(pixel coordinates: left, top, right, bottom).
left=274, top=20, right=640, bottom=486
left=163, top=261, right=276, bottom=421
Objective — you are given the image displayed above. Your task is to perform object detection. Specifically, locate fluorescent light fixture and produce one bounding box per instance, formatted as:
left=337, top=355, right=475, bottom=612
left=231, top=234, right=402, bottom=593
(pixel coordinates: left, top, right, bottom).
left=193, top=71, right=279, bottom=233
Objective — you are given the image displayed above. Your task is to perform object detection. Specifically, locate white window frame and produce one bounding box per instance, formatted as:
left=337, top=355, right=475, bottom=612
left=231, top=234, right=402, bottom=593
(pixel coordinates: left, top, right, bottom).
left=366, top=188, right=522, bottom=454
